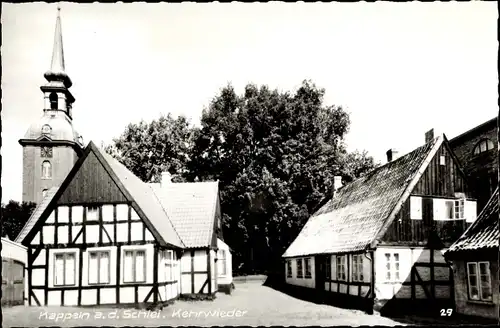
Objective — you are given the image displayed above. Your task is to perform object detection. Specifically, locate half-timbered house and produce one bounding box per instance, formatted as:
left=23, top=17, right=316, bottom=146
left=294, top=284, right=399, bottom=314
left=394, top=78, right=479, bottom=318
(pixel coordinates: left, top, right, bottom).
left=150, top=177, right=233, bottom=299
left=15, top=141, right=186, bottom=307
left=282, top=131, right=478, bottom=315
left=444, top=188, right=499, bottom=320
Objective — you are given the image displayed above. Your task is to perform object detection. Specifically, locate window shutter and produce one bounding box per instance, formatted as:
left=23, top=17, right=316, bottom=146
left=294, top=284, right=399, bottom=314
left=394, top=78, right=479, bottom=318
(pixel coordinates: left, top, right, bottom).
left=433, top=198, right=442, bottom=220
left=410, top=196, right=422, bottom=220
left=465, top=201, right=477, bottom=223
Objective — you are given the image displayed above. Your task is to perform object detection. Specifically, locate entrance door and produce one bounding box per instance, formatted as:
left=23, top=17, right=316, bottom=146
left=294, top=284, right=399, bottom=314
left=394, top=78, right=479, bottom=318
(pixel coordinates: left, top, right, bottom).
left=315, top=255, right=326, bottom=291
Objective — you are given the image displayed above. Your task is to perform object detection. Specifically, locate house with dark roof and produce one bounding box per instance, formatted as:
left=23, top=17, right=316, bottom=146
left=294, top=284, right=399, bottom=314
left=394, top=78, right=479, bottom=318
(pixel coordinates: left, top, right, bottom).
left=282, top=131, right=478, bottom=315
left=15, top=141, right=232, bottom=307
left=444, top=188, right=499, bottom=320
left=449, top=117, right=498, bottom=213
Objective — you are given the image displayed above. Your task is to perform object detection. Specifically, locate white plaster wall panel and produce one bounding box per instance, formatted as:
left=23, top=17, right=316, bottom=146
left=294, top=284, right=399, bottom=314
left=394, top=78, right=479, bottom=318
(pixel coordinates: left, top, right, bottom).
left=194, top=250, right=207, bottom=272
left=349, top=285, right=358, bottom=295
left=33, top=289, right=44, bottom=305
left=86, top=225, right=99, bottom=243
left=72, top=206, right=83, bottom=223
left=81, top=289, right=97, bottom=305
left=32, top=232, right=40, bottom=245
left=73, top=227, right=83, bottom=243
left=102, top=205, right=114, bottom=222
left=116, top=223, right=128, bottom=242
left=375, top=284, right=394, bottom=300
left=331, top=282, right=338, bottom=292
left=58, top=226, right=69, bottom=244
left=58, top=206, right=69, bottom=223
left=194, top=273, right=205, bottom=293
left=324, top=282, right=330, bottom=291
left=43, top=226, right=54, bottom=244
left=103, top=224, right=114, bottom=243
left=145, top=229, right=154, bottom=241
left=411, top=248, right=424, bottom=263
left=47, top=290, right=61, bottom=305
left=130, top=222, right=143, bottom=241
left=65, top=290, right=78, bottom=306
left=159, top=285, right=166, bottom=301
left=166, top=284, right=172, bottom=300
left=181, top=253, right=191, bottom=272
left=32, top=268, right=45, bottom=286
left=435, top=267, right=451, bottom=281
left=97, top=289, right=115, bottom=304
left=131, top=208, right=140, bottom=221
left=434, top=250, right=447, bottom=263
left=46, top=210, right=55, bottom=224
left=138, top=286, right=150, bottom=302
left=339, top=283, right=348, bottom=294
left=120, top=287, right=134, bottom=303
left=116, top=204, right=128, bottom=221
left=181, top=274, right=191, bottom=294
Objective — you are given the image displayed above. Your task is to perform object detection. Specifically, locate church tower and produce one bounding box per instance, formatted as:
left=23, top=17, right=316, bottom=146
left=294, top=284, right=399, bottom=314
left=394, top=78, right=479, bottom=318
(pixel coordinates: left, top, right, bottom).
left=19, top=8, right=84, bottom=204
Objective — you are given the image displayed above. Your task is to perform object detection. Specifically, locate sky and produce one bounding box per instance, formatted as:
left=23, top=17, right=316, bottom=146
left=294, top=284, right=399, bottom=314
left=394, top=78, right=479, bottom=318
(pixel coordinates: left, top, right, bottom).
left=1, top=2, right=498, bottom=203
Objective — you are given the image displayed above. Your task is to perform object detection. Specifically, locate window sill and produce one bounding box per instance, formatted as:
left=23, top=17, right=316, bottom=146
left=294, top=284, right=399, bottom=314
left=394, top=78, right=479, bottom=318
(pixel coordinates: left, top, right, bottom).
left=305, top=276, right=312, bottom=279
left=467, top=299, right=495, bottom=306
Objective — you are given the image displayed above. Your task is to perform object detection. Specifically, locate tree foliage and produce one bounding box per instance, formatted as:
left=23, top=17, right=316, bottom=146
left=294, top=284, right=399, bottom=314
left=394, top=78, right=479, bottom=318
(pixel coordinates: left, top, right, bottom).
left=105, top=113, right=195, bottom=183
left=107, top=80, right=377, bottom=274
left=1, top=200, right=37, bottom=240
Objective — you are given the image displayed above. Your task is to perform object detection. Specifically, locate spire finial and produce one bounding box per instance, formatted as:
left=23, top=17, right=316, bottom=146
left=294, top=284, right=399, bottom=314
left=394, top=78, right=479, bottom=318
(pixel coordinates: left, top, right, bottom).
left=44, top=5, right=72, bottom=88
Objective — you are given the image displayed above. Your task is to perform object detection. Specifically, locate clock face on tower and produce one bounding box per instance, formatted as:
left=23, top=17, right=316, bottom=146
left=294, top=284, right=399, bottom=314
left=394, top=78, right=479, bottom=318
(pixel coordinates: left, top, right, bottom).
left=41, top=124, right=52, bottom=135
left=41, top=146, right=53, bottom=158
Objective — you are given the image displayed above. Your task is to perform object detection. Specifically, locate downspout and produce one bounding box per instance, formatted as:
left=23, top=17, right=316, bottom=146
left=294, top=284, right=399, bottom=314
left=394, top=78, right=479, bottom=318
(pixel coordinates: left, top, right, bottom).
left=364, top=249, right=376, bottom=314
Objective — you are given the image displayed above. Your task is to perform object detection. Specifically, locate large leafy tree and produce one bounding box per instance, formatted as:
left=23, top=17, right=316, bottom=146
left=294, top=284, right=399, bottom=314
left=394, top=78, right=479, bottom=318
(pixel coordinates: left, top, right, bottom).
left=105, top=113, right=195, bottom=183
left=1, top=200, right=37, bottom=240
left=187, top=80, right=377, bottom=273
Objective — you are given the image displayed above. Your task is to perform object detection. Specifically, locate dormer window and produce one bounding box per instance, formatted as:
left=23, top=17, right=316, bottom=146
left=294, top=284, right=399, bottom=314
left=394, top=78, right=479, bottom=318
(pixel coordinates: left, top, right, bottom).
left=49, top=92, right=58, bottom=110
left=41, top=124, right=52, bottom=135
left=473, top=139, right=494, bottom=155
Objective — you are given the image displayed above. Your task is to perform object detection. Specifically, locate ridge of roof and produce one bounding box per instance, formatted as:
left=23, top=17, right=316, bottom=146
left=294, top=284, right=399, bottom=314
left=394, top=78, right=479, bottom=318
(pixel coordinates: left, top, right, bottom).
left=449, top=117, right=497, bottom=144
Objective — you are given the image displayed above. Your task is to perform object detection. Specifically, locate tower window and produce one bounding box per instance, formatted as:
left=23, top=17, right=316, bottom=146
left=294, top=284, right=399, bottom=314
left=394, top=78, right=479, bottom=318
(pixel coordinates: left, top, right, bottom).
left=473, top=139, right=494, bottom=155
left=49, top=93, right=58, bottom=110
left=42, top=161, right=52, bottom=179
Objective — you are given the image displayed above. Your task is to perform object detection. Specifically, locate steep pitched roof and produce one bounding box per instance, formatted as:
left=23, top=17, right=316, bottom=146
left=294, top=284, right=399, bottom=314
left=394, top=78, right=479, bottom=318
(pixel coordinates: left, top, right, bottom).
left=283, top=136, right=442, bottom=257
left=16, top=141, right=184, bottom=249
left=445, top=188, right=499, bottom=255
left=15, top=187, right=58, bottom=243
left=150, top=181, right=219, bottom=248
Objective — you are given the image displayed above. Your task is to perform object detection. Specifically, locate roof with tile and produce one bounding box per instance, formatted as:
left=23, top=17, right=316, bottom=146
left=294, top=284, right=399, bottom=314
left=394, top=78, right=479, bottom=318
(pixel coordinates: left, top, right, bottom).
left=445, top=188, right=499, bottom=254
left=16, top=142, right=184, bottom=249
left=150, top=181, right=219, bottom=248
left=283, top=136, right=442, bottom=258
left=15, top=187, right=58, bottom=243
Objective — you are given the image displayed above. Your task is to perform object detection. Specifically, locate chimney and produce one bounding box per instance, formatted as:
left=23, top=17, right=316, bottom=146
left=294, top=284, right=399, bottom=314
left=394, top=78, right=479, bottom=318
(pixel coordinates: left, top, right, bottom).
left=333, top=176, right=343, bottom=197
left=425, top=128, right=434, bottom=144
left=386, top=149, right=399, bottom=163
left=161, top=172, right=172, bottom=187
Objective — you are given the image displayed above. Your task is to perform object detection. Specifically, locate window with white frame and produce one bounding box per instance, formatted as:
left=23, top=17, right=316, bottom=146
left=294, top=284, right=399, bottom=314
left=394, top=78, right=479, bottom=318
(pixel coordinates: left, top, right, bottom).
left=123, top=249, right=146, bottom=283
left=296, top=259, right=303, bottom=278
left=305, top=258, right=312, bottom=278
left=437, top=198, right=465, bottom=221
left=88, top=251, right=110, bottom=285
left=164, top=250, right=174, bottom=281
left=54, top=252, right=76, bottom=286
left=467, top=262, right=492, bottom=302
left=218, top=249, right=227, bottom=276
left=410, top=196, right=422, bottom=220
left=287, top=260, right=292, bottom=278
left=352, top=254, right=364, bottom=282
left=336, top=255, right=346, bottom=281
left=385, top=253, right=400, bottom=281
left=473, top=139, right=494, bottom=155
left=86, top=206, right=99, bottom=221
